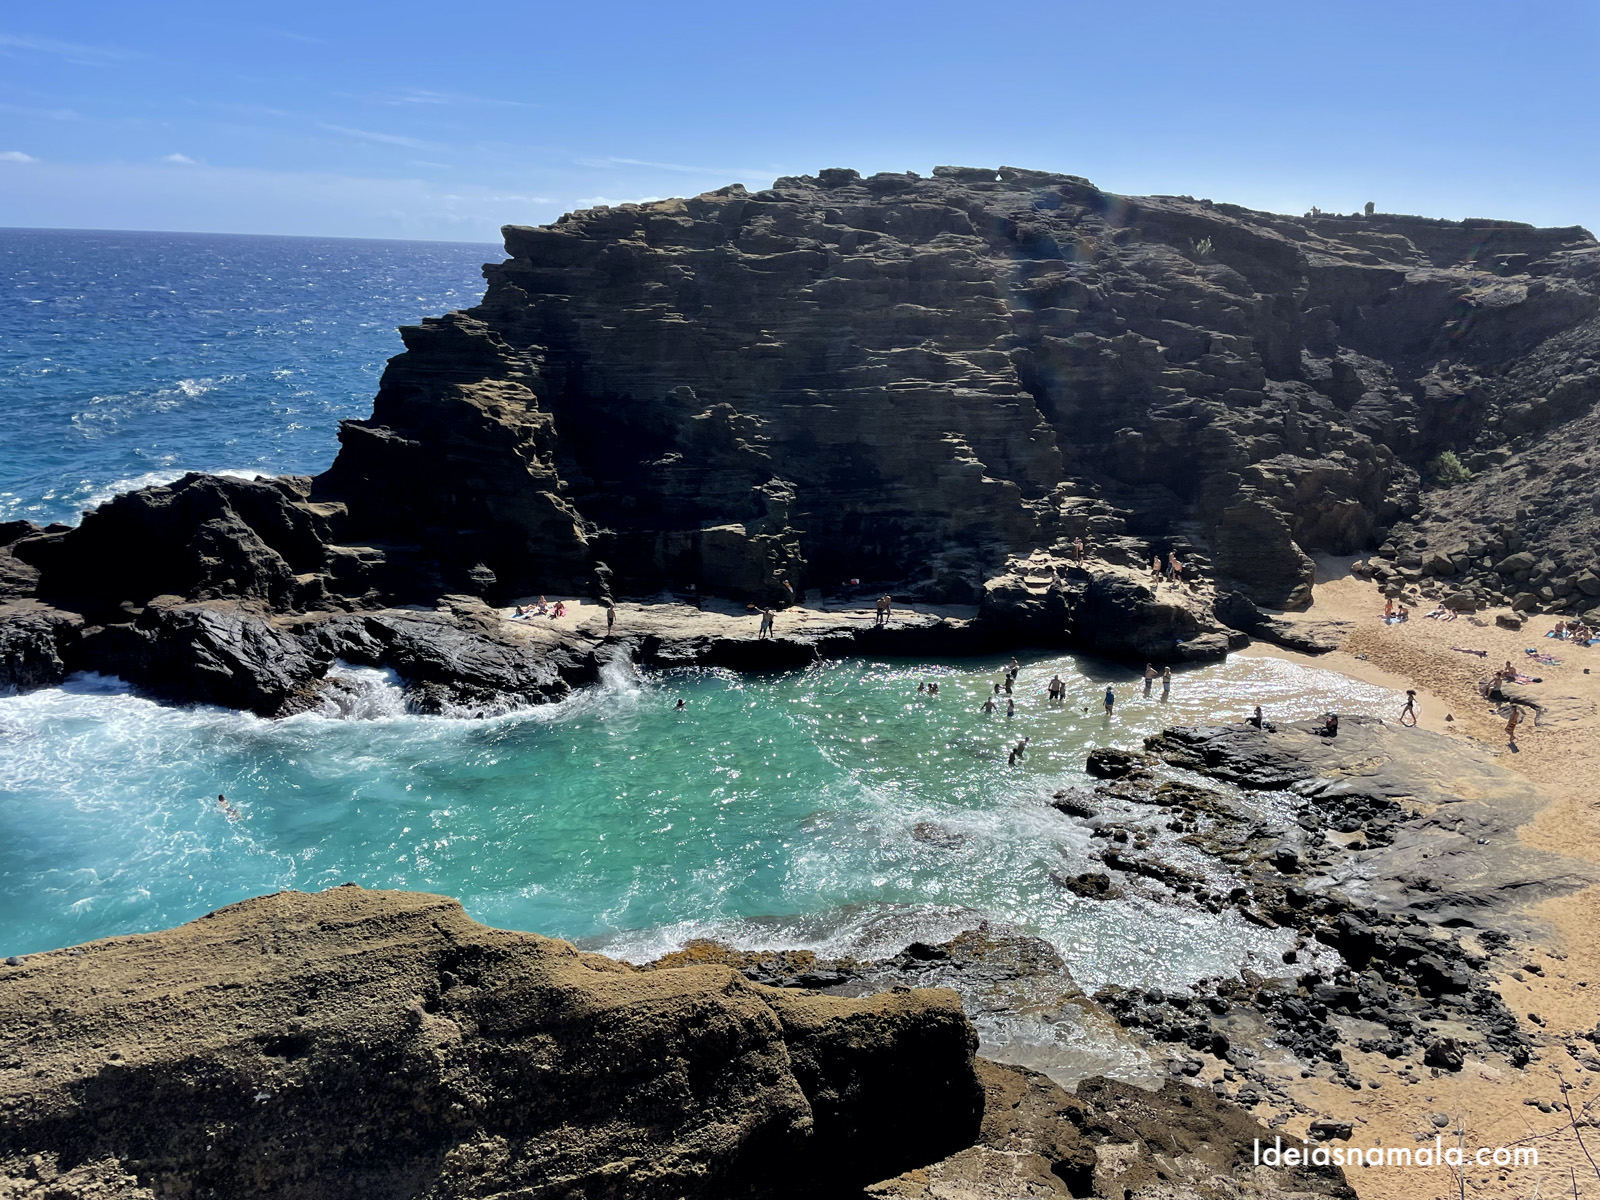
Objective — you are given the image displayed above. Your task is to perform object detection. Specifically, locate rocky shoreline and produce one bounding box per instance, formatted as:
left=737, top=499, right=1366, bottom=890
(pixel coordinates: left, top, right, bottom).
left=0, top=887, right=1355, bottom=1200
left=3, top=709, right=1589, bottom=1198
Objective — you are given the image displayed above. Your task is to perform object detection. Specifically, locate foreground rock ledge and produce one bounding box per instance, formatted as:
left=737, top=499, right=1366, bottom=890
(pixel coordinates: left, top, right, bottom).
left=0, top=888, right=1352, bottom=1199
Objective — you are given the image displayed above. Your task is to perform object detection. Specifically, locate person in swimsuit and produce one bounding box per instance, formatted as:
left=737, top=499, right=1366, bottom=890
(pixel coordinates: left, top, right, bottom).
left=1399, top=689, right=1419, bottom=727
left=1103, top=686, right=1115, bottom=715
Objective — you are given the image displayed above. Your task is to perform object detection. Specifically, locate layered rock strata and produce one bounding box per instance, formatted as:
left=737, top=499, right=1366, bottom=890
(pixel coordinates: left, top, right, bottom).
left=4, top=167, right=1598, bottom=711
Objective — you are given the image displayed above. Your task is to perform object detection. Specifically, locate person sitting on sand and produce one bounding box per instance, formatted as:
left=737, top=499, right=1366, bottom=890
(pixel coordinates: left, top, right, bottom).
left=1383, top=598, right=1394, bottom=620
left=1552, top=621, right=1569, bottom=639
left=535, top=595, right=549, bottom=615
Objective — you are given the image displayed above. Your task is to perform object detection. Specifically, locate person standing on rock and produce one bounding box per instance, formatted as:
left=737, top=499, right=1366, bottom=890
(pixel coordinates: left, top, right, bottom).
left=1399, top=689, right=1419, bottom=727
left=1073, top=538, right=1084, bottom=563
left=758, top=609, right=775, bottom=639
left=1103, top=686, right=1115, bottom=716
left=1143, top=664, right=1156, bottom=697
left=1161, top=666, right=1172, bottom=699
left=605, top=602, right=616, bottom=635
left=781, top=579, right=795, bottom=608
left=1151, top=554, right=1162, bottom=578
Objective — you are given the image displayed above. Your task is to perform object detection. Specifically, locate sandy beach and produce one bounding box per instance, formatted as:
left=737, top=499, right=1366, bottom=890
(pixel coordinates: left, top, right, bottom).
left=1240, top=561, right=1600, bottom=1200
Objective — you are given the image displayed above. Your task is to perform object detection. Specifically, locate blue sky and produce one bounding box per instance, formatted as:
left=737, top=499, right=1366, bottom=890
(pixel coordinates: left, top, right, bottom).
left=1, top=1, right=1595, bottom=242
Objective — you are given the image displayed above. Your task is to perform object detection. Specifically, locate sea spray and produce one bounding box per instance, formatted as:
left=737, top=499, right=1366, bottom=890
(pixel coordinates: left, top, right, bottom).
left=1, top=653, right=1392, bottom=999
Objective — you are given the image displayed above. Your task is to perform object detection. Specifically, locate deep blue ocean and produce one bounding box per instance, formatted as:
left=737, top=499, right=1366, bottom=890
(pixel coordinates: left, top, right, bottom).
left=1, top=228, right=499, bottom=525
left=0, top=231, right=1398, bottom=1072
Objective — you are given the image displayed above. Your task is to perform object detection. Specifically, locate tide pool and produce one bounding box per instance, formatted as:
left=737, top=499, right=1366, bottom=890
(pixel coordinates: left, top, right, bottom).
left=0, top=651, right=1398, bottom=990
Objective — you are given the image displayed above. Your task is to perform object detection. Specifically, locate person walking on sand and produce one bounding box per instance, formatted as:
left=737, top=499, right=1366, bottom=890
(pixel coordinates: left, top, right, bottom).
left=1161, top=665, right=1171, bottom=698
left=1143, top=663, right=1156, bottom=697
left=1103, top=686, right=1115, bottom=716
left=1506, top=704, right=1522, bottom=745
left=1399, top=689, right=1419, bottom=727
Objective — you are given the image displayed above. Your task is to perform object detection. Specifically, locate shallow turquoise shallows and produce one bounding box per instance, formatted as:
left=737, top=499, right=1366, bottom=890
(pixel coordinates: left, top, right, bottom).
left=0, top=653, right=1397, bottom=987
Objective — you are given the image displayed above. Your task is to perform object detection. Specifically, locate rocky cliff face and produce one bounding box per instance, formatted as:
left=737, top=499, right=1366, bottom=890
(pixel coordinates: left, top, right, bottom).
left=315, top=166, right=1598, bottom=608
left=0, top=888, right=984, bottom=1199
left=3, top=166, right=1597, bottom=709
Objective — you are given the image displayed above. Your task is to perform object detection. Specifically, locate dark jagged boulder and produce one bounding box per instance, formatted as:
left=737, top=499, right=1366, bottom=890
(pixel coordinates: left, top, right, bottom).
left=84, top=600, right=332, bottom=717
left=0, top=605, right=81, bottom=693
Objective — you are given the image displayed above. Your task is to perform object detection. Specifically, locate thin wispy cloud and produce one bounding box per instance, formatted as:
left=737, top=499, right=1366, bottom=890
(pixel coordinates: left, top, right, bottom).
left=0, top=150, right=39, bottom=163
left=316, top=123, right=447, bottom=151
left=363, top=88, right=539, bottom=110
left=162, top=153, right=197, bottom=165
left=0, top=31, right=136, bottom=65
left=269, top=29, right=330, bottom=46
left=578, top=155, right=775, bottom=179
left=0, top=101, right=84, bottom=122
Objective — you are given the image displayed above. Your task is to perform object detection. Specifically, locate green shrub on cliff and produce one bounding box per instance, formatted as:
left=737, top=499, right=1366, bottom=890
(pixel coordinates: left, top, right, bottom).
left=1427, top=450, right=1473, bottom=486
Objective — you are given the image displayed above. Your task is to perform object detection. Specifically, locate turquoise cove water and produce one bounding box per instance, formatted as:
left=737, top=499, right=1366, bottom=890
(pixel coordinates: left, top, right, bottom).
left=0, top=653, right=1397, bottom=987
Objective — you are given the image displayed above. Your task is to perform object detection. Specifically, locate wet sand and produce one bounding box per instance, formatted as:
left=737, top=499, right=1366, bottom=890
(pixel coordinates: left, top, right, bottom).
left=1247, top=561, right=1600, bottom=1200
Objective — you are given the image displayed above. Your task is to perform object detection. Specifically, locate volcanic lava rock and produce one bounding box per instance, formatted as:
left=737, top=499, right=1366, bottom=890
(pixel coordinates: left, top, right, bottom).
left=5, top=167, right=1599, bottom=709
left=0, top=888, right=985, bottom=1199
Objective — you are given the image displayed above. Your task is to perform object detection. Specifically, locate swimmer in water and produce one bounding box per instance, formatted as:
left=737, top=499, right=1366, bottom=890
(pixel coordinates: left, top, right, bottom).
left=216, top=793, right=240, bottom=821
left=675, top=698, right=686, bottom=711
